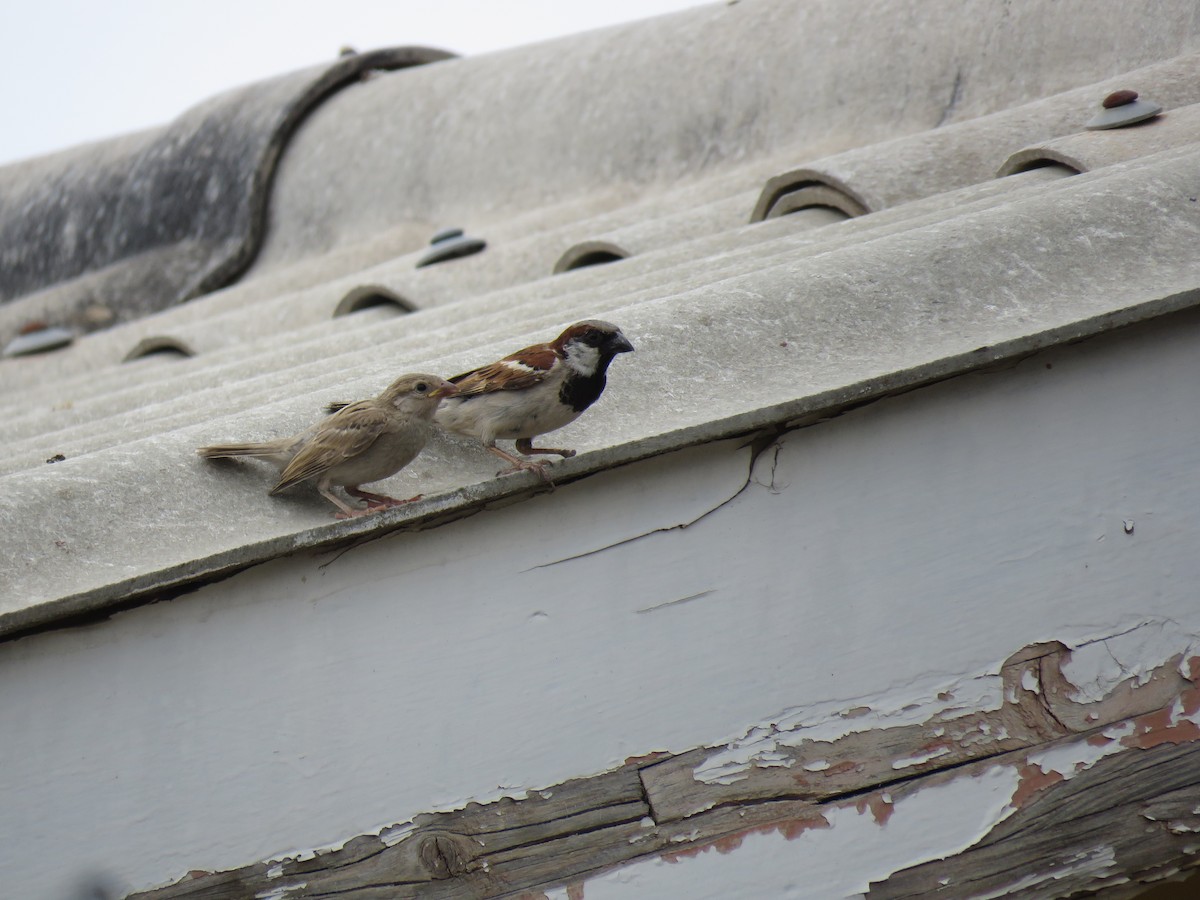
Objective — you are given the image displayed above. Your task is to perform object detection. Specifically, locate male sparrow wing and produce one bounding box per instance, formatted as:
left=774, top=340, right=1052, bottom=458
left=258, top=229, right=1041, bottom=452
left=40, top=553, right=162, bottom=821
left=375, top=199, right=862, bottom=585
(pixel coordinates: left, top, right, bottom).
left=449, top=347, right=561, bottom=396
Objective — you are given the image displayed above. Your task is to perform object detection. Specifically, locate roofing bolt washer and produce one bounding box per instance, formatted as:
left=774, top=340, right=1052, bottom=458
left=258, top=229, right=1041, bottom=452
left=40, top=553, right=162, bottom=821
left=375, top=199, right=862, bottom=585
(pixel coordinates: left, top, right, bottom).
left=1086, top=90, right=1161, bottom=130
left=416, top=227, right=486, bottom=267
left=3, top=324, right=74, bottom=357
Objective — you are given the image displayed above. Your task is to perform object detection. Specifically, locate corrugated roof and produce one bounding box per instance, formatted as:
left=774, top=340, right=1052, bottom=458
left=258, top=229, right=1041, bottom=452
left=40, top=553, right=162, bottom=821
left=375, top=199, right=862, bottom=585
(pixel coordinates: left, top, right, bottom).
left=3, top=0, right=1200, bottom=637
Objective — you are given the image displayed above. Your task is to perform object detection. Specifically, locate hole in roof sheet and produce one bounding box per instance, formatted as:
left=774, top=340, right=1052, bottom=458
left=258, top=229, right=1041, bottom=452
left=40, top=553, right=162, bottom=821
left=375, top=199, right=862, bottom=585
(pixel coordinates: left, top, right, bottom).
left=333, top=286, right=416, bottom=317
left=751, top=174, right=869, bottom=223
left=554, top=241, right=630, bottom=274
left=996, top=149, right=1082, bottom=178
left=123, top=337, right=195, bottom=362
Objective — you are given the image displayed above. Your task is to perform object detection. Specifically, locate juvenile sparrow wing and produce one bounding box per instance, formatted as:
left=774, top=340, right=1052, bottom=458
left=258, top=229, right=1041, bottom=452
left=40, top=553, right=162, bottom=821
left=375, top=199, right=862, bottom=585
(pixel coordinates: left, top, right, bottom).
left=271, top=402, right=394, bottom=495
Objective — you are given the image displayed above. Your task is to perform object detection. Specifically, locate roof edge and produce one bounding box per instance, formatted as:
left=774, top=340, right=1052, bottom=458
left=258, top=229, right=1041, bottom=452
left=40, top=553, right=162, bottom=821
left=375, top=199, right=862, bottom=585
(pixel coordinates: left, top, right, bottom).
left=6, top=283, right=1199, bottom=643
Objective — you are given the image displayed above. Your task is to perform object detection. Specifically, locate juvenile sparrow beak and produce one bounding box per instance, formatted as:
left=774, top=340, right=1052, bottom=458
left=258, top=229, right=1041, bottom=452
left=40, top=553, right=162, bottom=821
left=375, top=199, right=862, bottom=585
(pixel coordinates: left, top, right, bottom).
left=431, top=383, right=460, bottom=399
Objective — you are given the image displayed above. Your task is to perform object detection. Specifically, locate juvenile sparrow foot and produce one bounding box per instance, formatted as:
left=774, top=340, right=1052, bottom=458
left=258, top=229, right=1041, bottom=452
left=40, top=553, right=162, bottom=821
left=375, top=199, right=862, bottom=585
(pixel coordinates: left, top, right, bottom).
left=347, top=487, right=422, bottom=508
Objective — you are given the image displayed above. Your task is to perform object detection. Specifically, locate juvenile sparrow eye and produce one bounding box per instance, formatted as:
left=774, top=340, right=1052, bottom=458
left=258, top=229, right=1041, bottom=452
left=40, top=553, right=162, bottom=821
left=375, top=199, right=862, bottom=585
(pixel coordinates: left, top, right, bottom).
left=415, top=382, right=429, bottom=393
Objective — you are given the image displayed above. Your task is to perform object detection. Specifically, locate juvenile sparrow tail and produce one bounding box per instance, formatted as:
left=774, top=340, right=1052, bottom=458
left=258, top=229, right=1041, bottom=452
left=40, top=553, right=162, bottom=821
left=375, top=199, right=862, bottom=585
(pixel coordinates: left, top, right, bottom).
left=197, top=440, right=294, bottom=465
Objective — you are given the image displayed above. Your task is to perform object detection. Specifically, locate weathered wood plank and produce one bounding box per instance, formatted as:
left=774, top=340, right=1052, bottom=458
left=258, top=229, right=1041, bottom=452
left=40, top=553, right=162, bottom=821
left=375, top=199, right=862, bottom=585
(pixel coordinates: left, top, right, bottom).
left=129, top=641, right=1200, bottom=900
left=866, top=740, right=1200, bottom=898
left=130, top=766, right=650, bottom=899
left=638, top=639, right=1176, bottom=822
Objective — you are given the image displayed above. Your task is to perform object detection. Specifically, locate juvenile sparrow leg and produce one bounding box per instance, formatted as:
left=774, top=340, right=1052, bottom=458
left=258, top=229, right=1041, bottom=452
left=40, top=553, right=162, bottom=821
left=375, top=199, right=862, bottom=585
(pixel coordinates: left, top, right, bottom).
left=318, top=482, right=374, bottom=519
left=515, top=438, right=576, bottom=459
left=487, top=445, right=554, bottom=482
left=346, top=487, right=423, bottom=509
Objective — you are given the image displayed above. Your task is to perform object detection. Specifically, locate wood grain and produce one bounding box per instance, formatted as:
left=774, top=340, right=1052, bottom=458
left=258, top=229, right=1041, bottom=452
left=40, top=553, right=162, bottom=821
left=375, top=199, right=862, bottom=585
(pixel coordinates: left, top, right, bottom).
left=129, top=640, right=1200, bottom=899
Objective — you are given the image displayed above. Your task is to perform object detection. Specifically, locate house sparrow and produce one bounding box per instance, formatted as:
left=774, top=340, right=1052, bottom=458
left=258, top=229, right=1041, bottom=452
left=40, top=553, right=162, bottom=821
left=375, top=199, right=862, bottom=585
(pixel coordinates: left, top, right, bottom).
left=328, top=321, right=634, bottom=478
left=199, top=373, right=457, bottom=518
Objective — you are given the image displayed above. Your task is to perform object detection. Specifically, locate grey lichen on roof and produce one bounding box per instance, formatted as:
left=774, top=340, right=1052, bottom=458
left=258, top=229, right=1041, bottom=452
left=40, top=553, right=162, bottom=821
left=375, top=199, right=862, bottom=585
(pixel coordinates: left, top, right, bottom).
left=3, top=0, right=1200, bottom=638
left=0, top=46, right=453, bottom=349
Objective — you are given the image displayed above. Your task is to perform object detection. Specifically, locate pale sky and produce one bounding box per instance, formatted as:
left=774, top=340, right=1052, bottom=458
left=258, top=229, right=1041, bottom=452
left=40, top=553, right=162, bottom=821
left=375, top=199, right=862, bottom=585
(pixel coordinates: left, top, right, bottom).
left=0, top=0, right=711, bottom=166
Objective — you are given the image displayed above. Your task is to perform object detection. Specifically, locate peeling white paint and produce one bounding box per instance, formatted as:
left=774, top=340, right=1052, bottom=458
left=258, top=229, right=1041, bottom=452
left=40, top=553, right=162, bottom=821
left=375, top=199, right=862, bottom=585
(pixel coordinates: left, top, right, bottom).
left=968, top=845, right=1117, bottom=900
left=1167, top=694, right=1200, bottom=730
left=1060, top=621, right=1197, bottom=703
left=693, top=669, right=1004, bottom=785
left=263, top=848, right=317, bottom=866
left=378, top=822, right=416, bottom=847
left=255, top=882, right=307, bottom=900
left=1021, top=668, right=1040, bottom=693
left=892, top=746, right=952, bottom=770
left=1025, top=722, right=1134, bottom=783
left=582, top=766, right=1021, bottom=899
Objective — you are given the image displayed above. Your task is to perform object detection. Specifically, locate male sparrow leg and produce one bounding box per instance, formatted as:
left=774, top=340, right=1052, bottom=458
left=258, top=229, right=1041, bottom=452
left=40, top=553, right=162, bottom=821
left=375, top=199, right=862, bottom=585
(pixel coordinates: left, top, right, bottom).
left=515, top=439, right=576, bottom=459
left=487, top=445, right=554, bottom=482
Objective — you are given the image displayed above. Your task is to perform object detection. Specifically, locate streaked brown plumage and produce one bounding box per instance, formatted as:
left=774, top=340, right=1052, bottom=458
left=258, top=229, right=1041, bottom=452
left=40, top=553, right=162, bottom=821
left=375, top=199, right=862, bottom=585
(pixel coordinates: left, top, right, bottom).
left=327, top=321, right=634, bottom=479
left=199, top=373, right=457, bottom=518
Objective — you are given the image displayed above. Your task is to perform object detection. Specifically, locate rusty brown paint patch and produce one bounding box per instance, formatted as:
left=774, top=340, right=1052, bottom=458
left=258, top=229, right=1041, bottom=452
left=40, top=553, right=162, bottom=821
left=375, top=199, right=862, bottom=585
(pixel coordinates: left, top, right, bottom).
left=566, top=882, right=586, bottom=900
left=855, top=792, right=895, bottom=826
left=662, top=814, right=832, bottom=863
left=916, top=736, right=954, bottom=756
left=1086, top=733, right=1113, bottom=747
left=1011, top=762, right=1066, bottom=808
left=1121, top=701, right=1200, bottom=750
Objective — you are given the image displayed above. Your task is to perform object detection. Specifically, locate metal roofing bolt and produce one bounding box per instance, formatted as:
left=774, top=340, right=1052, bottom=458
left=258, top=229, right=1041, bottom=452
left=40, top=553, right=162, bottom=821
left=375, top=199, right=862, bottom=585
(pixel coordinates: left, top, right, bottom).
left=1102, top=89, right=1139, bottom=109
left=416, top=227, right=487, bottom=268
left=1123, top=519, right=1135, bottom=535
left=1086, top=89, right=1162, bottom=130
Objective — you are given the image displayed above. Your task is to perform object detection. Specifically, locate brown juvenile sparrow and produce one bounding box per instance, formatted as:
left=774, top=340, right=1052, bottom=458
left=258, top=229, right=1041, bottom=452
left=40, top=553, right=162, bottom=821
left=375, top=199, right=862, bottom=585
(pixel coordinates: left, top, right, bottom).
left=199, top=373, right=457, bottom=518
left=328, top=322, right=634, bottom=477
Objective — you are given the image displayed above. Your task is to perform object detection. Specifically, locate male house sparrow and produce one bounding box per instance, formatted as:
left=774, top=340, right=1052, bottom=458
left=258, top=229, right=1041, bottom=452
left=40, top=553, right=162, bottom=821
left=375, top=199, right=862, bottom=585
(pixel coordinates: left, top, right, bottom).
left=199, top=373, right=457, bottom=518
left=328, top=321, right=634, bottom=477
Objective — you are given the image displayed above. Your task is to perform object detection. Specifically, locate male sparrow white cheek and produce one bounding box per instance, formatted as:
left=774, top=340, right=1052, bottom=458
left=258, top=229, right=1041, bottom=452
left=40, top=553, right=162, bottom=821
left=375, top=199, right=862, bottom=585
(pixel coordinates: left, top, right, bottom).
left=199, top=374, right=457, bottom=518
